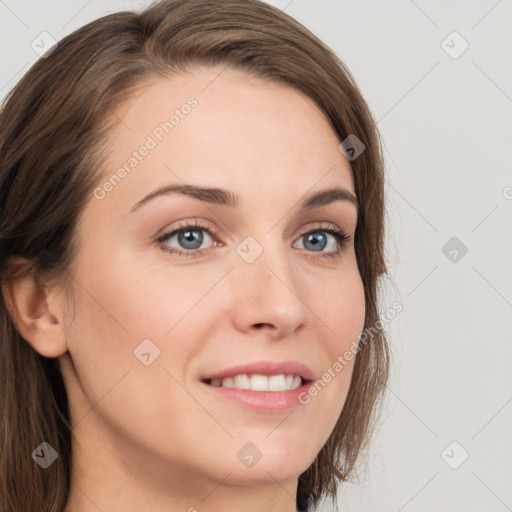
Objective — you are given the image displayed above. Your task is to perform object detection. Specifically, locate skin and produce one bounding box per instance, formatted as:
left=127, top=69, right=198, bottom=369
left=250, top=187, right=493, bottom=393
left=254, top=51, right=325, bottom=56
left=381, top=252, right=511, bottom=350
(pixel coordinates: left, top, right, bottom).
left=4, top=66, right=365, bottom=512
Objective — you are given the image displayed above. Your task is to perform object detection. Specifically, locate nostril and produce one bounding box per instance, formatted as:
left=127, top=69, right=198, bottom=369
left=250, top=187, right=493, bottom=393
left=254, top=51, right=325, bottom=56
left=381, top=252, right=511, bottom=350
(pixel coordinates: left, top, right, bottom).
left=253, top=323, right=275, bottom=329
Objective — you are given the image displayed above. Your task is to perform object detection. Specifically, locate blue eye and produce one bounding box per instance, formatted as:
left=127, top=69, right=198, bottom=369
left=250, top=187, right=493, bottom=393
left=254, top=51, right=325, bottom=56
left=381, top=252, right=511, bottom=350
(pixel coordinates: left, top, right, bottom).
left=156, top=219, right=350, bottom=260
left=167, top=226, right=211, bottom=251
left=294, top=230, right=348, bottom=253
left=156, top=220, right=217, bottom=259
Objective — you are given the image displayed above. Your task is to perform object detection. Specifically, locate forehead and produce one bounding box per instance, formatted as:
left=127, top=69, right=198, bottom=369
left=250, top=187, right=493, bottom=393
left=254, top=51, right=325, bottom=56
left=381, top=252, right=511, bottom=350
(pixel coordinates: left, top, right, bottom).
left=96, top=66, right=355, bottom=212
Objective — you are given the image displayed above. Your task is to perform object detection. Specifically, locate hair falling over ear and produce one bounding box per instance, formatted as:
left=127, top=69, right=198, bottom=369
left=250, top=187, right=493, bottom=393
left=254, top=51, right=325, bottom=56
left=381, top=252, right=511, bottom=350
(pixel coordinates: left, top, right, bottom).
left=0, top=1, right=389, bottom=510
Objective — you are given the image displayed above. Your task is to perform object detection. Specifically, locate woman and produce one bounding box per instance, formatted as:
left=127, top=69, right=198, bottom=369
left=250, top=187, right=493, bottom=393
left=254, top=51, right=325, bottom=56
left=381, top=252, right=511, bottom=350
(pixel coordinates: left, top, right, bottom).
left=0, top=1, right=389, bottom=511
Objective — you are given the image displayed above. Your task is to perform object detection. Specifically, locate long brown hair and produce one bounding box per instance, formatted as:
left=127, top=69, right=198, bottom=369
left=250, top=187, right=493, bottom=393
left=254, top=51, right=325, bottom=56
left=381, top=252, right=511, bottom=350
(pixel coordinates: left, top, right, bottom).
left=0, top=1, right=389, bottom=510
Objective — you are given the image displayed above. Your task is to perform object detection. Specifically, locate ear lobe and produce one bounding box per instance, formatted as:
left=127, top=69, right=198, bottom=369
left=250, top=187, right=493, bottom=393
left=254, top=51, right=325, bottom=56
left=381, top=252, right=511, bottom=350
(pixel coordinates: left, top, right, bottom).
left=2, top=257, right=68, bottom=358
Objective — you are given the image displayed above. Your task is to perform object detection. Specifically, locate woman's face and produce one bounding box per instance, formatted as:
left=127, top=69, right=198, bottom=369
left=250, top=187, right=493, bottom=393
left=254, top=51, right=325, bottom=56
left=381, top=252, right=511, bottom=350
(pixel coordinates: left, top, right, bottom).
left=60, top=66, right=365, bottom=497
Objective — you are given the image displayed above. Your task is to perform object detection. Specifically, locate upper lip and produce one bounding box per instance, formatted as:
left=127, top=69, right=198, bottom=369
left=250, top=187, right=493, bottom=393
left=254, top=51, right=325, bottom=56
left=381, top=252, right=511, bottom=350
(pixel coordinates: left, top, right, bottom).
left=200, top=360, right=315, bottom=382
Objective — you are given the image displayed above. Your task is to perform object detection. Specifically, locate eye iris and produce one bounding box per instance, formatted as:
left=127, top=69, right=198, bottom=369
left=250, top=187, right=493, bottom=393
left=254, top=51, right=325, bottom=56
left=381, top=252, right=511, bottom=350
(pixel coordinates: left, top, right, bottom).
left=178, top=229, right=203, bottom=250
left=304, top=232, right=327, bottom=251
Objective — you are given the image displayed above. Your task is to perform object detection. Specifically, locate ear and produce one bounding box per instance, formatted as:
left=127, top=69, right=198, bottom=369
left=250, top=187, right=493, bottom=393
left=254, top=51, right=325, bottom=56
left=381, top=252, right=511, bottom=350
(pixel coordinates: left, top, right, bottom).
left=2, top=256, right=68, bottom=358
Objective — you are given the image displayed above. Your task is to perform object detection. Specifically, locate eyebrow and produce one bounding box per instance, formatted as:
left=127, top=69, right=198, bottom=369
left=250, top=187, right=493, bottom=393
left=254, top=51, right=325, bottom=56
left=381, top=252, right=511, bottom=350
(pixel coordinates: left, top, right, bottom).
left=129, top=183, right=358, bottom=213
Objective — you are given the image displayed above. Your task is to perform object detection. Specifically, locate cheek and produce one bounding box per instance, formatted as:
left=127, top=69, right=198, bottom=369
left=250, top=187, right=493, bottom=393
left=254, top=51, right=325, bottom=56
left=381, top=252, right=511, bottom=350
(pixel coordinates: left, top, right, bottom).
left=303, top=263, right=365, bottom=422
left=63, top=259, right=207, bottom=451
left=316, top=261, right=366, bottom=357
left=64, top=249, right=226, bottom=416
left=70, top=241, right=210, bottom=342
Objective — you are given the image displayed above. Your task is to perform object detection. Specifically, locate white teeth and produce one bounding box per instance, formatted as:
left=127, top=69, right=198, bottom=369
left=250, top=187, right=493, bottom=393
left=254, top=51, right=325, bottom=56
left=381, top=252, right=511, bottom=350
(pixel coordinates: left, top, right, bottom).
left=233, top=374, right=251, bottom=389
left=291, top=375, right=302, bottom=389
left=208, top=373, right=303, bottom=391
left=268, top=374, right=286, bottom=391
left=250, top=374, right=268, bottom=391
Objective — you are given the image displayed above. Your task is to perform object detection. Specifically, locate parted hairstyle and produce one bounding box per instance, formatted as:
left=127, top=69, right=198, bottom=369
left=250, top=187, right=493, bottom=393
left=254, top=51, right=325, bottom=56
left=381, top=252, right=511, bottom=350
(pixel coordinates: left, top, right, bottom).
left=0, top=1, right=390, bottom=511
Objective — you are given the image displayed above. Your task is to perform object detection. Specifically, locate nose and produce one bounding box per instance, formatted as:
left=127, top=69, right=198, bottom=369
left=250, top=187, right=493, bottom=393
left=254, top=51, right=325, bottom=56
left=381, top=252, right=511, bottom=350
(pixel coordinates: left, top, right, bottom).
left=230, top=242, right=310, bottom=339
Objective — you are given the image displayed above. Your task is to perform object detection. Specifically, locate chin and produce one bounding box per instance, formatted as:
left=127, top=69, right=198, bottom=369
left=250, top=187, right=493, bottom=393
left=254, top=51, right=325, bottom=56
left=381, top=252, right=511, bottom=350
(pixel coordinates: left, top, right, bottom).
left=224, top=444, right=317, bottom=485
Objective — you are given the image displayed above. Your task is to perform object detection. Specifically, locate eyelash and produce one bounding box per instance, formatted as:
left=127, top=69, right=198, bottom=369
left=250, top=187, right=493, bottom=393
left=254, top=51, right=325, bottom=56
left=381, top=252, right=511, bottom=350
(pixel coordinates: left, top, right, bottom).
left=155, top=219, right=351, bottom=260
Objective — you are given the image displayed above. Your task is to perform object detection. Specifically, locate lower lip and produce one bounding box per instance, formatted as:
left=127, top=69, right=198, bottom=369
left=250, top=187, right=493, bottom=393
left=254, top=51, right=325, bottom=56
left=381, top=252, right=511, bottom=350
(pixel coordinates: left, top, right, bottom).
left=199, top=380, right=314, bottom=412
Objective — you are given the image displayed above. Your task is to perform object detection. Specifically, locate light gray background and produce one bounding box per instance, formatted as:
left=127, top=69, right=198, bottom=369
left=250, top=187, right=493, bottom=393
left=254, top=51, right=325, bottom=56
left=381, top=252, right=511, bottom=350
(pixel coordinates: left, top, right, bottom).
left=1, top=1, right=511, bottom=511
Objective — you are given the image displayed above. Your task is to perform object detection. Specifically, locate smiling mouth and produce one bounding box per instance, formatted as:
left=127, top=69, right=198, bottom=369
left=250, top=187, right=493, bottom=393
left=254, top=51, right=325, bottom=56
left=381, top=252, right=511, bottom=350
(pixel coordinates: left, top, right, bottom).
left=202, top=373, right=308, bottom=392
